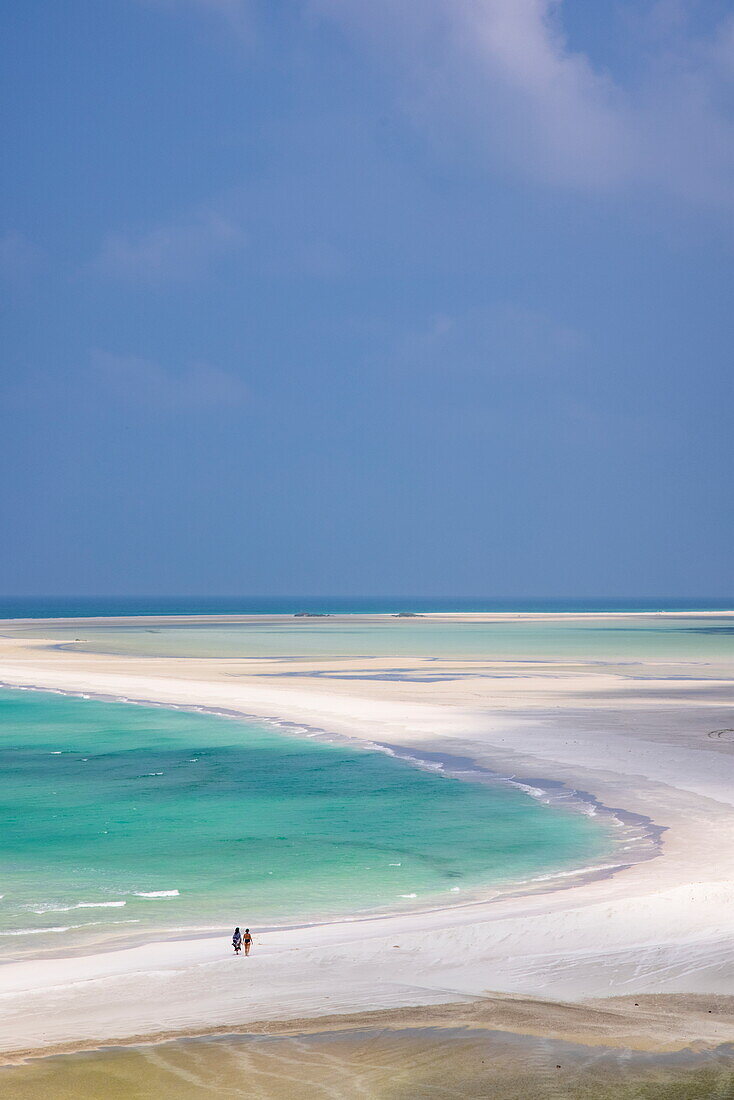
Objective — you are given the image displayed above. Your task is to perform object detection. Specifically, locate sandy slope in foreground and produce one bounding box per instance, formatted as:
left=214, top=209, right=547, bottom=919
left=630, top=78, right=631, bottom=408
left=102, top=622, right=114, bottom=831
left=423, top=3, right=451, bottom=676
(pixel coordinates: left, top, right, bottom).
left=0, top=615, right=733, bottom=1057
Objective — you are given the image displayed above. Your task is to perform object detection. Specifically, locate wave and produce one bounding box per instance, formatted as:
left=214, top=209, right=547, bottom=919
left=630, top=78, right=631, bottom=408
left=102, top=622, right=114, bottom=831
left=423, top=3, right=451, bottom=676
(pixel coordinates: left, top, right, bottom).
left=29, top=901, right=127, bottom=914
left=528, top=862, right=625, bottom=883
left=0, top=926, right=74, bottom=935
left=133, top=890, right=179, bottom=898
left=0, top=920, right=141, bottom=936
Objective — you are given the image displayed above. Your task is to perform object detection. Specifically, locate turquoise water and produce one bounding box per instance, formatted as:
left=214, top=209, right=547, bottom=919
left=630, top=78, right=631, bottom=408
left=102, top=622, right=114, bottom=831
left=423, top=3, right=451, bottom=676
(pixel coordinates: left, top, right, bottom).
left=0, top=689, right=612, bottom=954
left=11, top=611, right=733, bottom=662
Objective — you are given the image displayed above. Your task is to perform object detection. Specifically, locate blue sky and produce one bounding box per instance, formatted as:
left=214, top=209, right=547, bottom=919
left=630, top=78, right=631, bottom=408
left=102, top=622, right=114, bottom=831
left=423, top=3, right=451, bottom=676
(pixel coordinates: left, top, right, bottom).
left=1, top=0, right=732, bottom=597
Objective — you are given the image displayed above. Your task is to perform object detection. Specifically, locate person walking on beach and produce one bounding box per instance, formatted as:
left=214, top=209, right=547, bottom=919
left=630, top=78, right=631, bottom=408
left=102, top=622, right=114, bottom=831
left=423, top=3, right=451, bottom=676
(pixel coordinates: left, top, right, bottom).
left=243, top=928, right=252, bottom=956
left=232, top=927, right=242, bottom=954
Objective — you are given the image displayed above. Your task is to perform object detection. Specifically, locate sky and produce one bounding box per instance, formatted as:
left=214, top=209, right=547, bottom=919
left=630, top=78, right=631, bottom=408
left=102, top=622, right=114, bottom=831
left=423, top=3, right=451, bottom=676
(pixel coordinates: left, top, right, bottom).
left=1, top=0, right=732, bottom=598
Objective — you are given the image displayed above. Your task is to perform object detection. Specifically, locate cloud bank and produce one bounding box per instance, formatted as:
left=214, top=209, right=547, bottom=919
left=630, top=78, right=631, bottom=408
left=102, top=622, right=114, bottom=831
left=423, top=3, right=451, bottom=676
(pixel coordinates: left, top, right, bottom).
left=95, top=211, right=246, bottom=283
left=91, top=351, right=249, bottom=410
left=313, top=0, right=734, bottom=210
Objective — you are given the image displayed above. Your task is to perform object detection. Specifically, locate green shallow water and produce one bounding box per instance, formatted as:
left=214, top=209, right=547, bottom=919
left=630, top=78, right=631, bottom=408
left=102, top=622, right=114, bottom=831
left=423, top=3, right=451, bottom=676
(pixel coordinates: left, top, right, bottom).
left=0, top=689, right=613, bottom=953
left=10, top=611, right=734, bottom=662
left=3, top=1028, right=734, bottom=1099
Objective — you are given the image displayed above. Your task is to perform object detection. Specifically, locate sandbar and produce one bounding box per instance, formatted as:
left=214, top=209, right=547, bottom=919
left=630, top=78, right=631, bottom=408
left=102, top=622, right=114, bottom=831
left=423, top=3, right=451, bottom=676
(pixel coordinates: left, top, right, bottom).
left=0, top=613, right=732, bottom=1061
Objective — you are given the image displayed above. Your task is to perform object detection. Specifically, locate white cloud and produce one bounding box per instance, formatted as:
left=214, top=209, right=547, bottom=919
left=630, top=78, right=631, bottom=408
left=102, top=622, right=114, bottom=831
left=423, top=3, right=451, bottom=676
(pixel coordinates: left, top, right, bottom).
left=444, top=0, right=630, bottom=189
left=95, top=211, right=246, bottom=283
left=314, top=0, right=734, bottom=209
left=91, top=350, right=249, bottom=409
left=395, top=303, right=585, bottom=375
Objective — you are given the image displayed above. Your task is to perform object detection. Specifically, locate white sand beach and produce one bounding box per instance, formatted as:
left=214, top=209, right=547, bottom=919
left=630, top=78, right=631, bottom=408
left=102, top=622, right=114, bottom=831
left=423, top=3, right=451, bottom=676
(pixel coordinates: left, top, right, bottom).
left=0, top=613, right=733, bottom=1058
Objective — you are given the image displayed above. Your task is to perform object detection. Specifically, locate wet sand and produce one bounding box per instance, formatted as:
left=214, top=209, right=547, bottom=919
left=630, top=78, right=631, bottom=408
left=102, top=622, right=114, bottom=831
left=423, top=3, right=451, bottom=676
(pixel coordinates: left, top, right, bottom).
left=4, top=999, right=734, bottom=1100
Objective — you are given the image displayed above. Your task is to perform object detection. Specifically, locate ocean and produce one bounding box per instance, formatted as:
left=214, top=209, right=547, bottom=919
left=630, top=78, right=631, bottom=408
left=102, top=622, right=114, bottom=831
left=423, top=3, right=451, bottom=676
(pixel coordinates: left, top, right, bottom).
left=0, top=596, right=731, bottom=618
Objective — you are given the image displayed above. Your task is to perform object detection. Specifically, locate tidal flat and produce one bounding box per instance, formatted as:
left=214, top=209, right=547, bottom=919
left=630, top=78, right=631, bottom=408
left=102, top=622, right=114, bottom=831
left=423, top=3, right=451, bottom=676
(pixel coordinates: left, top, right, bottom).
left=4, top=1024, right=734, bottom=1100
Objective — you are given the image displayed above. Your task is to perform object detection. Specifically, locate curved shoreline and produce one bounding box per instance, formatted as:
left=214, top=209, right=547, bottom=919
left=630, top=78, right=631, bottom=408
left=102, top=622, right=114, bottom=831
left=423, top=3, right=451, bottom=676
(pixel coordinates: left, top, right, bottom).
left=0, top=679, right=663, bottom=956
left=0, top=621, right=732, bottom=1058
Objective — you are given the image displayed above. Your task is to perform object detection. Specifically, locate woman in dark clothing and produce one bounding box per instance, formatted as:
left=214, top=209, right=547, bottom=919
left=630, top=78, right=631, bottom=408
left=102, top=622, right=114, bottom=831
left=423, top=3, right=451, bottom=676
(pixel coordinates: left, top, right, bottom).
left=232, top=927, right=242, bottom=954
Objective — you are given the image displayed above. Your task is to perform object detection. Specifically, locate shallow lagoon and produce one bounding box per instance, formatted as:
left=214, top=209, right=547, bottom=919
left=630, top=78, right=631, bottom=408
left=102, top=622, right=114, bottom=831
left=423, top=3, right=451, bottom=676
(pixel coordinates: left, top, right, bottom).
left=10, top=611, right=734, bottom=663
left=0, top=689, right=613, bottom=954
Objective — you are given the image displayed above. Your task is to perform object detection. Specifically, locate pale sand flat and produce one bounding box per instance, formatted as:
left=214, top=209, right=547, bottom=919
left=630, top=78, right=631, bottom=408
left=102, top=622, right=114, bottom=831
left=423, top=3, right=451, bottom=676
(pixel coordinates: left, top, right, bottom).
left=0, top=614, right=732, bottom=1057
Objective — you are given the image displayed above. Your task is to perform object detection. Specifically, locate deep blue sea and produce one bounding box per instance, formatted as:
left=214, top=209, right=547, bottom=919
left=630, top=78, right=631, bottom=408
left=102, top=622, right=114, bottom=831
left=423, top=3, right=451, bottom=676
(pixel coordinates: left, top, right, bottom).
left=0, top=595, right=732, bottom=618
